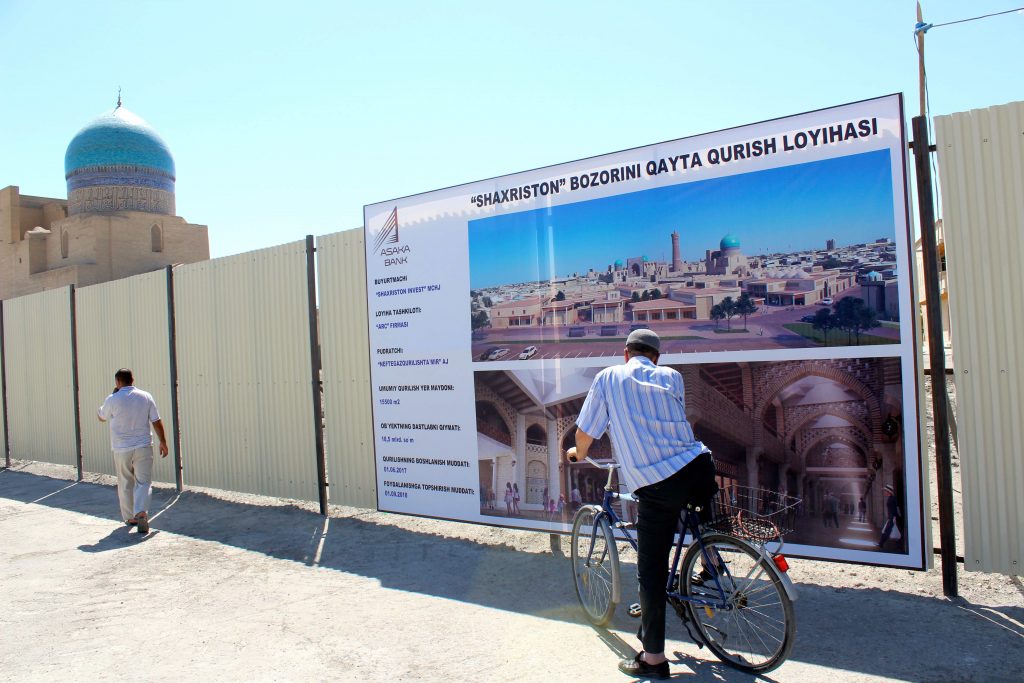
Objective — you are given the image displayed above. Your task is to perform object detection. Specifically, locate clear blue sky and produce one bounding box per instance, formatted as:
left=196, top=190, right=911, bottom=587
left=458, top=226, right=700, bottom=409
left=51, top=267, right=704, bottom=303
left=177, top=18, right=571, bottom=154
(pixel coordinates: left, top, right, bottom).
left=469, top=150, right=895, bottom=289
left=1, top=1, right=1020, bottom=258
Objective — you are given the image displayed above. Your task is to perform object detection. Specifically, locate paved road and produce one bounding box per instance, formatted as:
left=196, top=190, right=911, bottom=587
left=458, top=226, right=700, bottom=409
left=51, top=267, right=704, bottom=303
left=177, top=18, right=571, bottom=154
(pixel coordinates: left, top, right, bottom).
left=2, top=462, right=1022, bottom=682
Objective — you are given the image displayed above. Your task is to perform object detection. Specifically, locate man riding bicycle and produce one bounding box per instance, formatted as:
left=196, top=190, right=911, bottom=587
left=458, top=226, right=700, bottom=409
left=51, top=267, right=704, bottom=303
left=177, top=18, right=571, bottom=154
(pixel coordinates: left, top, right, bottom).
left=568, top=329, right=718, bottom=679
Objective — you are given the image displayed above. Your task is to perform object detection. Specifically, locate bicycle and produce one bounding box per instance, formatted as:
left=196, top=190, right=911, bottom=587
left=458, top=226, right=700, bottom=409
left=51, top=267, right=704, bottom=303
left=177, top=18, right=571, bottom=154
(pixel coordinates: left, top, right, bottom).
left=569, top=456, right=799, bottom=674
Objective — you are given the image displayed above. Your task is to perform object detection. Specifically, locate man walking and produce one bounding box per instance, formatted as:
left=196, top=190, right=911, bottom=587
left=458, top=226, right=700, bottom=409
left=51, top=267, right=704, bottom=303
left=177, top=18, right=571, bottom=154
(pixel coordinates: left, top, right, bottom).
left=567, top=329, right=716, bottom=679
left=97, top=369, right=169, bottom=534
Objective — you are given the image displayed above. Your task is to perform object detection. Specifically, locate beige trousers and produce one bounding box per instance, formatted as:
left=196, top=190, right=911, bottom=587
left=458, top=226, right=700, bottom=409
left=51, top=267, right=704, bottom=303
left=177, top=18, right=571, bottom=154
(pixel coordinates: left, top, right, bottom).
left=112, top=446, right=154, bottom=522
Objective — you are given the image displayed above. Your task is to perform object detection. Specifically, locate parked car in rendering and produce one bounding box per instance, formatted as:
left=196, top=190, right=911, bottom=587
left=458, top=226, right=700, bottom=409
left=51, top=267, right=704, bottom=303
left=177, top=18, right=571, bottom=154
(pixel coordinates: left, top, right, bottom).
left=518, top=345, right=538, bottom=360
left=801, top=315, right=817, bottom=323
left=820, top=297, right=834, bottom=305
left=487, top=347, right=510, bottom=360
left=479, top=347, right=499, bottom=361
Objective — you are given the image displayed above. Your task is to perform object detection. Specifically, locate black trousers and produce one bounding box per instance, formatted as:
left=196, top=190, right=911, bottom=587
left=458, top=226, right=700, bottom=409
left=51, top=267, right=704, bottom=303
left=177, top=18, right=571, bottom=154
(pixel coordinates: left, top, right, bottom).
left=633, top=452, right=717, bottom=654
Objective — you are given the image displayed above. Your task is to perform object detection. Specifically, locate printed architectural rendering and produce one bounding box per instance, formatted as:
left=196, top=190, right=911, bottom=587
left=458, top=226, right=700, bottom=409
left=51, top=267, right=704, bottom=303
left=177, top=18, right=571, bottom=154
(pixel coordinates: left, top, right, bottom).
left=475, top=356, right=908, bottom=554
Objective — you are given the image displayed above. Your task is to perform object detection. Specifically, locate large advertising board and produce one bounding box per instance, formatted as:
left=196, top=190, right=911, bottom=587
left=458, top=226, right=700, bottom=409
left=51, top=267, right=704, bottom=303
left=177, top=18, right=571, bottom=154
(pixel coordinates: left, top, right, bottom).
left=364, top=94, right=925, bottom=568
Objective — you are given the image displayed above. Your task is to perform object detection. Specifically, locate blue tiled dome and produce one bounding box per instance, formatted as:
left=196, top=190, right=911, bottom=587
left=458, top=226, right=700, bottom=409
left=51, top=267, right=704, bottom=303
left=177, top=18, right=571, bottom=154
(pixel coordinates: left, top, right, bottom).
left=65, top=106, right=175, bottom=178
left=720, top=234, right=741, bottom=250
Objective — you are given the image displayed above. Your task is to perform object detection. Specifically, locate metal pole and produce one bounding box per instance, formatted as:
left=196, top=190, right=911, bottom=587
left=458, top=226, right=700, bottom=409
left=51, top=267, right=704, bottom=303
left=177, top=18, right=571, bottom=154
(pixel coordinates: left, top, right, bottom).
left=912, top=115, right=957, bottom=597
left=0, top=301, right=9, bottom=468
left=69, top=285, right=84, bottom=481
left=917, top=2, right=927, bottom=118
left=165, top=265, right=184, bottom=493
left=305, top=235, right=328, bottom=516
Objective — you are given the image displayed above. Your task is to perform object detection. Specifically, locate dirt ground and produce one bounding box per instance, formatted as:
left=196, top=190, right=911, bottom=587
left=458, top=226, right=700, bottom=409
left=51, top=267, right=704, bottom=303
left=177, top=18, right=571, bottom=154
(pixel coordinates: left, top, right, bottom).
left=2, top=382, right=1023, bottom=682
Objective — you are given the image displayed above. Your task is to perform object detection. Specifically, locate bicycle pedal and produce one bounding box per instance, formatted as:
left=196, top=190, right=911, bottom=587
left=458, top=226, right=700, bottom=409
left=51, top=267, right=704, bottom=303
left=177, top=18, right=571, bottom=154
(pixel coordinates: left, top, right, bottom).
left=627, top=603, right=642, bottom=618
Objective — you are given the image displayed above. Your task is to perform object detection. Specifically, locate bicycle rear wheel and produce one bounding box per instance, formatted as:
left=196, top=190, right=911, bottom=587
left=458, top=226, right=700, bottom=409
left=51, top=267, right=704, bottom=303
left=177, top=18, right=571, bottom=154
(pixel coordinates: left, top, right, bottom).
left=570, top=505, right=620, bottom=626
left=679, top=533, right=795, bottom=673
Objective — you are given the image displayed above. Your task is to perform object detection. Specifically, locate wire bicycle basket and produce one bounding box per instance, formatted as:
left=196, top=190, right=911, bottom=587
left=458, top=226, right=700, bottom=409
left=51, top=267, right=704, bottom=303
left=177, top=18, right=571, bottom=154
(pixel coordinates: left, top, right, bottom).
left=707, top=486, right=801, bottom=544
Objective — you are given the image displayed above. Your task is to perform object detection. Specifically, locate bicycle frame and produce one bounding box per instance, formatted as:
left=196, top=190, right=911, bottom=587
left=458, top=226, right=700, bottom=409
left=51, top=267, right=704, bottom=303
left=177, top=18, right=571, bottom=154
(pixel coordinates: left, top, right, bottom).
left=583, top=459, right=733, bottom=611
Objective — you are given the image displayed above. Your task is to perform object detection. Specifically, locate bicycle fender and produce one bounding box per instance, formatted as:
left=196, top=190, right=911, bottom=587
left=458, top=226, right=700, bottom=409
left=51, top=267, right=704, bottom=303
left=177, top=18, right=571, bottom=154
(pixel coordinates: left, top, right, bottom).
left=756, top=545, right=799, bottom=602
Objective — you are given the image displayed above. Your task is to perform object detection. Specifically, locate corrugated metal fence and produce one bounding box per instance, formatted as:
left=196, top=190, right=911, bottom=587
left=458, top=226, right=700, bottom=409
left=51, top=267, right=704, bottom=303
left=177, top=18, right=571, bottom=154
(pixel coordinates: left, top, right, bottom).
left=174, top=241, right=319, bottom=502
left=76, top=269, right=178, bottom=484
left=935, top=101, right=1024, bottom=575
left=2, top=287, right=78, bottom=468
left=0, top=230, right=376, bottom=509
left=318, top=229, right=376, bottom=508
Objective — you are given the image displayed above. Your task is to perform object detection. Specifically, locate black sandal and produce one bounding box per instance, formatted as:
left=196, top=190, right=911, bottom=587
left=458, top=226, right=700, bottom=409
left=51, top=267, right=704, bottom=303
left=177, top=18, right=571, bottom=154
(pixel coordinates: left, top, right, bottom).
left=618, top=652, right=670, bottom=679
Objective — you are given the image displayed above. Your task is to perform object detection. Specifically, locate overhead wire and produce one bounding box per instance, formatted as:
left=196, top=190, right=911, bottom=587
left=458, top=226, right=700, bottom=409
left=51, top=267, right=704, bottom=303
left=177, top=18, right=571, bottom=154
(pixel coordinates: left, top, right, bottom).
left=931, top=7, right=1024, bottom=29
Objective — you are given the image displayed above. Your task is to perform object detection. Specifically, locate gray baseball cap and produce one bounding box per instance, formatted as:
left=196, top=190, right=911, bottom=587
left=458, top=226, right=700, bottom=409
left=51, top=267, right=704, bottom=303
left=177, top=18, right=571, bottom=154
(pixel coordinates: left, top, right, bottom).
left=626, top=328, right=660, bottom=352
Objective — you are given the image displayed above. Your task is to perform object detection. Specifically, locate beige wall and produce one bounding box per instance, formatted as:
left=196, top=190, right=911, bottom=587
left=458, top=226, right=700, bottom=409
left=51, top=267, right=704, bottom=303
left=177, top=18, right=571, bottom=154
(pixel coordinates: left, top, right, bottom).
left=0, top=186, right=208, bottom=301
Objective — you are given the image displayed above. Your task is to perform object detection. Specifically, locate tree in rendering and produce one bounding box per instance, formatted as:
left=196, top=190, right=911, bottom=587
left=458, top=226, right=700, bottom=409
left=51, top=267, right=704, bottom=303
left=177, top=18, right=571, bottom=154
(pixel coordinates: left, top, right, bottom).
left=650, top=288, right=662, bottom=300
left=710, top=304, right=725, bottom=329
left=631, top=291, right=641, bottom=303
left=833, top=297, right=880, bottom=345
left=719, top=296, right=738, bottom=330
left=554, top=290, right=566, bottom=301
left=736, top=293, right=757, bottom=330
left=471, top=310, right=490, bottom=330
left=811, top=307, right=835, bottom=345
left=852, top=302, right=881, bottom=344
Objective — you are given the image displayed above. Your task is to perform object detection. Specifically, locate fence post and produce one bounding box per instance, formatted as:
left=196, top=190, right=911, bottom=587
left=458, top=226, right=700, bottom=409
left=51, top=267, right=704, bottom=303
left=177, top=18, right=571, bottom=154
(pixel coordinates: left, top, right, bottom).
left=0, top=300, right=9, bottom=468
left=69, top=285, right=83, bottom=481
left=165, top=265, right=184, bottom=493
left=306, top=235, right=328, bottom=515
left=912, top=114, right=957, bottom=597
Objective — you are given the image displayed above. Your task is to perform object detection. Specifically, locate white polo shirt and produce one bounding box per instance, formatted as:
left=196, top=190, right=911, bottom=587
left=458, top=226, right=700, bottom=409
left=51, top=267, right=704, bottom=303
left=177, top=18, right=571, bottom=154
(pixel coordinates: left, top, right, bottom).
left=98, top=386, right=160, bottom=452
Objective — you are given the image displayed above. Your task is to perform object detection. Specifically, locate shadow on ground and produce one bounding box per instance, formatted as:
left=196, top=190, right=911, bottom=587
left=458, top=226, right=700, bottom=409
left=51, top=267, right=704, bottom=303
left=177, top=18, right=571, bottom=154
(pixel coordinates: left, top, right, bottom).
left=2, top=467, right=1021, bottom=681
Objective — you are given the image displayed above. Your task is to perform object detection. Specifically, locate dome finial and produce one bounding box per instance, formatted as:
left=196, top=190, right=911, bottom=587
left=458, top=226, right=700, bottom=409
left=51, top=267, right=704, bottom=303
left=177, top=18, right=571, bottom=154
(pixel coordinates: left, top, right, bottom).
left=116, top=86, right=122, bottom=109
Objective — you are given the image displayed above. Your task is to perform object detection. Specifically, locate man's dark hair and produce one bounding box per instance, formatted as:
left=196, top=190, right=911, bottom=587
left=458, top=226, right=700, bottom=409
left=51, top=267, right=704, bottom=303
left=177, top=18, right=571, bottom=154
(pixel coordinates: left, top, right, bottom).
left=626, top=342, right=659, bottom=359
left=114, top=368, right=134, bottom=385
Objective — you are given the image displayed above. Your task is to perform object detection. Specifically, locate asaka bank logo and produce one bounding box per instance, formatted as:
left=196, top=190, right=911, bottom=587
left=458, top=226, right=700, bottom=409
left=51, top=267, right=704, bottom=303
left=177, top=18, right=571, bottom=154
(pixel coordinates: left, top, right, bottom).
left=371, top=207, right=411, bottom=266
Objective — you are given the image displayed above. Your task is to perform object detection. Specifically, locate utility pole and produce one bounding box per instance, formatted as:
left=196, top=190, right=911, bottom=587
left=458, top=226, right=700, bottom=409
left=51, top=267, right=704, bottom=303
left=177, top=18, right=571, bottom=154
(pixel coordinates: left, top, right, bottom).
left=913, top=2, right=957, bottom=598
left=916, top=2, right=928, bottom=117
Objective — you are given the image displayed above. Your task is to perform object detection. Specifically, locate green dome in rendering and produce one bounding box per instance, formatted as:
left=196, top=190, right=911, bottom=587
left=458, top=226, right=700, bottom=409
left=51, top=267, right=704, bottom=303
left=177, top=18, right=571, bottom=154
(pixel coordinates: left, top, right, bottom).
left=720, top=234, right=741, bottom=250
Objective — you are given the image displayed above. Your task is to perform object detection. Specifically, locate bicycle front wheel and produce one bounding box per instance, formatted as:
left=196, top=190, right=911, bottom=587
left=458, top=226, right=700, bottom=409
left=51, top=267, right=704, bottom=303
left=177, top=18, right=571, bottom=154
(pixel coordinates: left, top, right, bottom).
left=570, top=505, right=620, bottom=626
left=679, top=533, right=795, bottom=673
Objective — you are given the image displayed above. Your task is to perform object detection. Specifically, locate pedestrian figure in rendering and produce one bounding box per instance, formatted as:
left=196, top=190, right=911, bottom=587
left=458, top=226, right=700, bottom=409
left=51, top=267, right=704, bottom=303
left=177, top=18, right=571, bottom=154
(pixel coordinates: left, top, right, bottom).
left=570, top=485, right=582, bottom=511
left=827, top=492, right=840, bottom=529
left=512, top=483, right=521, bottom=515
left=878, top=484, right=902, bottom=548
left=504, top=482, right=513, bottom=515
left=567, top=329, right=717, bottom=680
left=858, top=497, right=867, bottom=523
left=97, top=369, right=168, bottom=534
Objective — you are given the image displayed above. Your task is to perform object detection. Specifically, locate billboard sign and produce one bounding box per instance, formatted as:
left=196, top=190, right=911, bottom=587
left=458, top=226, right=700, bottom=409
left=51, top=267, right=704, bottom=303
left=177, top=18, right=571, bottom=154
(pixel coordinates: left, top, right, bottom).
left=364, top=94, right=925, bottom=568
